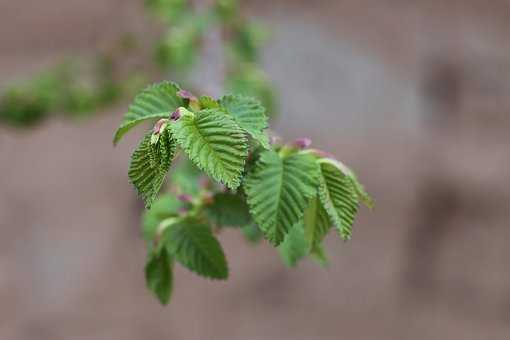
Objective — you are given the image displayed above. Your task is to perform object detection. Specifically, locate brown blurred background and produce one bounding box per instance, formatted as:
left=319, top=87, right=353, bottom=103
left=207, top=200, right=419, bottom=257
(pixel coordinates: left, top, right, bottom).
left=1, top=0, right=510, bottom=338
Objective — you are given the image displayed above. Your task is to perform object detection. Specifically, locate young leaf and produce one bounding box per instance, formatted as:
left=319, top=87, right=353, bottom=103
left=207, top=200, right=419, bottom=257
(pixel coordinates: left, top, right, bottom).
left=278, top=223, right=308, bottom=267
left=163, top=217, right=228, bottom=279
left=145, top=248, right=173, bottom=305
left=310, top=243, right=329, bottom=267
left=318, top=159, right=359, bottom=240
left=171, top=109, right=248, bottom=190
left=170, top=158, right=203, bottom=195
left=114, top=81, right=183, bottom=144
left=205, top=192, right=252, bottom=227
left=347, top=171, right=374, bottom=209
left=219, top=95, right=270, bottom=149
left=303, top=195, right=331, bottom=250
left=129, top=127, right=176, bottom=208
left=244, top=151, right=320, bottom=246
left=199, top=96, right=220, bottom=109
left=142, top=194, right=184, bottom=242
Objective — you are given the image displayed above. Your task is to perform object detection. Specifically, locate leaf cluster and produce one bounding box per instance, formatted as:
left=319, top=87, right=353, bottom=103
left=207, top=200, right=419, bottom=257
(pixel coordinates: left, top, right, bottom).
left=115, top=81, right=372, bottom=304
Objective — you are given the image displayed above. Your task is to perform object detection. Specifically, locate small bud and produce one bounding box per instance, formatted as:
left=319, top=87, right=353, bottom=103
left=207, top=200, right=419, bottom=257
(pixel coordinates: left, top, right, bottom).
left=293, top=137, right=312, bottom=149
left=153, top=118, right=168, bottom=134
left=178, top=207, right=189, bottom=216
left=177, top=89, right=197, bottom=101
left=170, top=108, right=182, bottom=121
left=177, top=194, right=193, bottom=203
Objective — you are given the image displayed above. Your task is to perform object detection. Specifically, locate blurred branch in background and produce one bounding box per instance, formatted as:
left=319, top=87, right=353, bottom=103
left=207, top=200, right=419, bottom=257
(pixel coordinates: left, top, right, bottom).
left=0, top=0, right=277, bottom=128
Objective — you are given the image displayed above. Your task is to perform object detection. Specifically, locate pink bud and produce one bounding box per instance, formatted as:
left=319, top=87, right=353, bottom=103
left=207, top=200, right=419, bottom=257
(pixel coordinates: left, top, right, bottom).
left=293, top=137, right=312, bottom=149
left=177, top=194, right=193, bottom=203
left=177, top=89, right=197, bottom=101
left=153, top=119, right=167, bottom=134
left=170, top=108, right=182, bottom=121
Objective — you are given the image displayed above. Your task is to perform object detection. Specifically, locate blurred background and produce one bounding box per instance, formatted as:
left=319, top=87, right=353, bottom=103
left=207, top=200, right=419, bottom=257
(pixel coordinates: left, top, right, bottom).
left=1, top=0, right=510, bottom=338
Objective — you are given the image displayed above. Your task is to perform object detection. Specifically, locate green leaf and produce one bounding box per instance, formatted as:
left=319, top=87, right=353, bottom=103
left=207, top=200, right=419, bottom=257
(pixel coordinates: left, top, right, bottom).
left=241, top=223, right=263, bottom=244
left=310, top=243, right=329, bottom=267
left=145, top=248, right=173, bottom=305
left=347, top=171, right=374, bottom=209
left=171, top=109, right=248, bottom=190
left=170, top=158, right=203, bottom=195
left=113, top=81, right=183, bottom=144
left=303, top=195, right=331, bottom=250
left=199, top=96, right=220, bottom=109
left=244, top=151, right=320, bottom=246
left=163, top=217, right=228, bottom=279
left=219, top=95, right=270, bottom=149
left=318, top=159, right=359, bottom=240
left=142, top=194, right=184, bottom=242
left=278, top=223, right=308, bottom=267
left=129, top=127, right=176, bottom=208
left=205, top=192, right=252, bottom=227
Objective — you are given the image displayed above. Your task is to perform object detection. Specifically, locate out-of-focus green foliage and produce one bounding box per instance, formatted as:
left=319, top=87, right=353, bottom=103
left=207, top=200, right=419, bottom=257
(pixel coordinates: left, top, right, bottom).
left=0, top=0, right=276, bottom=128
left=145, top=0, right=188, bottom=23
left=155, top=22, right=202, bottom=72
left=226, top=65, right=277, bottom=116
left=150, top=0, right=278, bottom=116
left=0, top=57, right=145, bottom=127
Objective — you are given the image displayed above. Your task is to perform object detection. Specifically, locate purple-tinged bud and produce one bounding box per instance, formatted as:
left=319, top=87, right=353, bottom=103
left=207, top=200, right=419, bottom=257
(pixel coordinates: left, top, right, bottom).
left=170, top=108, right=182, bottom=121
left=177, top=89, right=197, bottom=101
left=178, top=207, right=189, bottom=216
left=177, top=194, right=193, bottom=203
left=293, top=137, right=312, bottom=149
left=153, top=118, right=167, bottom=134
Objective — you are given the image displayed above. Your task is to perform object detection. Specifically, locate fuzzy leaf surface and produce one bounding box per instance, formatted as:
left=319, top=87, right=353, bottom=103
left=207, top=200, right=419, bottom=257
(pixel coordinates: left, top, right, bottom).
left=171, top=109, right=248, bottom=190
left=163, top=218, right=228, bottom=279
left=318, top=159, right=359, bottom=240
left=219, top=95, right=269, bottom=149
left=245, top=151, right=320, bottom=245
left=114, top=81, right=183, bottom=144
left=129, top=127, right=176, bottom=208
left=347, top=171, right=374, bottom=209
left=199, top=96, right=220, bottom=109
